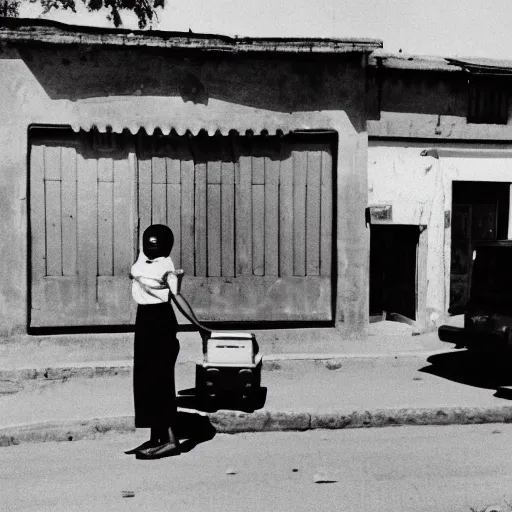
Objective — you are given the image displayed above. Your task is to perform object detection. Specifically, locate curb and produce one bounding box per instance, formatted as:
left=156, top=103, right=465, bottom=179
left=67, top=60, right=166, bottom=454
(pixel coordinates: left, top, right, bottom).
left=0, top=350, right=452, bottom=383
left=2, top=405, right=512, bottom=447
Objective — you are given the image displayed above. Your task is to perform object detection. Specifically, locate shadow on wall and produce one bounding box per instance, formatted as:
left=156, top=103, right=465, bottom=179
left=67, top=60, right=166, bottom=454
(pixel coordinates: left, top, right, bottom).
left=376, top=68, right=469, bottom=117
left=419, top=350, right=512, bottom=399
left=13, top=45, right=366, bottom=128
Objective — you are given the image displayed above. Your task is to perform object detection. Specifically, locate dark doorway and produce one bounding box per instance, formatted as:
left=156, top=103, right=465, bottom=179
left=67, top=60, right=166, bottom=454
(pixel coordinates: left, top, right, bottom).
left=369, top=225, right=420, bottom=320
left=450, top=181, right=510, bottom=314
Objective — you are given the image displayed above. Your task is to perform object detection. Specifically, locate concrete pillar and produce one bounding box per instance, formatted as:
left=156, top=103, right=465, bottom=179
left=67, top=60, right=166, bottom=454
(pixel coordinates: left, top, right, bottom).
left=336, top=127, right=369, bottom=336
left=425, top=167, right=448, bottom=327
left=0, top=59, right=29, bottom=336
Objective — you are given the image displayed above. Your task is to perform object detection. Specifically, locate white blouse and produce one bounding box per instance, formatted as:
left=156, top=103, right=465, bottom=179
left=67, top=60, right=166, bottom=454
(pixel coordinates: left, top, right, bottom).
left=130, top=254, right=178, bottom=305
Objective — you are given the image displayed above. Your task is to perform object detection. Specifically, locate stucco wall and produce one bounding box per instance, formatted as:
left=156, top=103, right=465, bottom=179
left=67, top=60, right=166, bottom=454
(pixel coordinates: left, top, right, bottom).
left=0, top=55, right=29, bottom=337
left=0, top=44, right=370, bottom=336
left=369, top=69, right=512, bottom=140
left=369, top=141, right=512, bottom=327
left=369, top=112, right=512, bottom=140
left=368, top=67, right=512, bottom=328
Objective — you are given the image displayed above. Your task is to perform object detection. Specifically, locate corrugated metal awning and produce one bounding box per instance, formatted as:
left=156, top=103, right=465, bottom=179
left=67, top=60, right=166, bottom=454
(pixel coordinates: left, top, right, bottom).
left=73, top=122, right=292, bottom=137
left=67, top=97, right=324, bottom=136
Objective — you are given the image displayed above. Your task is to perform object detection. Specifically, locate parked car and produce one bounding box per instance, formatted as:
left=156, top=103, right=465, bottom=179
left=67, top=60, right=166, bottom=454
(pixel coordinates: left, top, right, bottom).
left=439, top=240, right=512, bottom=352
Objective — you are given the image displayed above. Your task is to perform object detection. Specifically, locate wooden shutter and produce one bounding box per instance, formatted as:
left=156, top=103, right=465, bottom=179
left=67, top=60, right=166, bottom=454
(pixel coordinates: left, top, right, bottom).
left=29, top=131, right=136, bottom=328
left=30, top=130, right=334, bottom=328
left=137, top=133, right=334, bottom=323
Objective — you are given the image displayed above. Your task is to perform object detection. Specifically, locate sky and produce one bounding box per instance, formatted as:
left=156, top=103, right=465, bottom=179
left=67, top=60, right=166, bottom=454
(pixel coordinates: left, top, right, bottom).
left=18, top=0, right=512, bottom=59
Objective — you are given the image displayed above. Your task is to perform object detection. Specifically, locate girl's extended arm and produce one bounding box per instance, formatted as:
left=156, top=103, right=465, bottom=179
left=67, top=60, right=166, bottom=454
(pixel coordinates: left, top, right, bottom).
left=170, top=293, right=203, bottom=329
left=170, top=293, right=211, bottom=350
left=166, top=271, right=211, bottom=345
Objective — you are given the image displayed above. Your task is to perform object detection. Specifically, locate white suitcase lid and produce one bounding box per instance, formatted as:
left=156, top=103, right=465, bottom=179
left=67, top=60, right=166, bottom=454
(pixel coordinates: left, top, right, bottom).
left=209, top=331, right=255, bottom=340
left=201, top=353, right=263, bottom=368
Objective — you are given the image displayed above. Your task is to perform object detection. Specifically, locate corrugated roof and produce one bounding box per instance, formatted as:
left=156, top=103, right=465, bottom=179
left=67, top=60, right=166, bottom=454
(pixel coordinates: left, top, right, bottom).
left=369, top=50, right=462, bottom=72
left=0, top=17, right=382, bottom=54
left=446, top=57, right=512, bottom=75
left=369, top=51, right=512, bottom=75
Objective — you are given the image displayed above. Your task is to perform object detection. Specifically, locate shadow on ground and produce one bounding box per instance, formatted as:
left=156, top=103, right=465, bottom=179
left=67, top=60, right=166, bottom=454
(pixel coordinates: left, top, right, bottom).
left=420, top=349, right=512, bottom=398
left=174, top=410, right=217, bottom=453
left=177, top=387, right=268, bottom=413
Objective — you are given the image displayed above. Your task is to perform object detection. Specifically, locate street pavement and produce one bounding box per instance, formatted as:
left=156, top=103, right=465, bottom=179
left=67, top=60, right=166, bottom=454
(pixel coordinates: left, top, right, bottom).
left=3, top=319, right=512, bottom=444
left=3, top=425, right=512, bottom=512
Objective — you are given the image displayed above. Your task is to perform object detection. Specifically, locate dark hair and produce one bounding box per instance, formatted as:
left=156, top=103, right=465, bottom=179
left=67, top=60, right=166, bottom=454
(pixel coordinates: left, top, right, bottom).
left=142, top=224, right=174, bottom=259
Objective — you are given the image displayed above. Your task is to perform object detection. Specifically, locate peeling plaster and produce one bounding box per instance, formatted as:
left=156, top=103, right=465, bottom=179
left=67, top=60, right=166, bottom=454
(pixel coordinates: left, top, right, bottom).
left=0, top=43, right=371, bottom=335
left=370, top=142, right=512, bottom=326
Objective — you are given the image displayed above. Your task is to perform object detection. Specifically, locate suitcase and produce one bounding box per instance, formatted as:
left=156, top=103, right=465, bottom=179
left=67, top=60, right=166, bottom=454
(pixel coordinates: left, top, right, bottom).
left=196, top=331, right=262, bottom=411
left=169, top=286, right=263, bottom=411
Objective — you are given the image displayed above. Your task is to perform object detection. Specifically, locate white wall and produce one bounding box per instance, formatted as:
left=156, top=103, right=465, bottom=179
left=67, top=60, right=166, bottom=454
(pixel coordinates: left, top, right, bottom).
left=369, top=141, right=512, bottom=327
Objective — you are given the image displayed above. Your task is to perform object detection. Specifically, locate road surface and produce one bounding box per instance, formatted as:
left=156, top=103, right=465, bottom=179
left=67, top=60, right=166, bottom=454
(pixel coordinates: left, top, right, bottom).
left=2, top=425, right=512, bottom=512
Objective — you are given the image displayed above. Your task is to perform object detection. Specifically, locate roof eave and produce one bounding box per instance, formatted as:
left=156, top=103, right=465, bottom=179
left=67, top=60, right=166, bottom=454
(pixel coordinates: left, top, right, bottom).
left=0, top=17, right=383, bottom=54
left=368, top=52, right=463, bottom=73
left=446, top=58, right=512, bottom=76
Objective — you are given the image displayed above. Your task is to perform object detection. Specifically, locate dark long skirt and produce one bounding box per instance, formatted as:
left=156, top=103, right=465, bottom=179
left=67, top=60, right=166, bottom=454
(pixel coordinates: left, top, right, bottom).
left=133, top=302, right=180, bottom=429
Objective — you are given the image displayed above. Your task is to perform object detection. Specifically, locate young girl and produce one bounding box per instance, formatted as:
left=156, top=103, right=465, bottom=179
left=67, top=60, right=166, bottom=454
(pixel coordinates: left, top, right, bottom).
left=125, top=224, right=182, bottom=460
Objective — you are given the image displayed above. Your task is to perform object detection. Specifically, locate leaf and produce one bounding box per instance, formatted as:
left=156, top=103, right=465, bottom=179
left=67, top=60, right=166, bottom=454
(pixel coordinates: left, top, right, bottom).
left=13, top=0, right=164, bottom=29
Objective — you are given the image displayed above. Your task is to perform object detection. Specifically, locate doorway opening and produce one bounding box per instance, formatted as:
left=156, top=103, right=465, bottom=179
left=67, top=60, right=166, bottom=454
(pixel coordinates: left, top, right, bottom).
left=369, top=225, right=420, bottom=321
left=450, top=181, right=510, bottom=314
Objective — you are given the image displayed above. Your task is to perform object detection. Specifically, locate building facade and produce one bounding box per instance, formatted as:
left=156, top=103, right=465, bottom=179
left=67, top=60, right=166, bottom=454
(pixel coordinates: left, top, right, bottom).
left=0, top=18, right=381, bottom=338
left=368, top=53, right=512, bottom=330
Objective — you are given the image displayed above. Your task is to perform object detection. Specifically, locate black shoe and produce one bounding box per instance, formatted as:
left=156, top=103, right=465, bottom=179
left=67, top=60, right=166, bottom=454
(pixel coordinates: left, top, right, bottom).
left=135, top=441, right=181, bottom=460
left=124, top=440, right=158, bottom=455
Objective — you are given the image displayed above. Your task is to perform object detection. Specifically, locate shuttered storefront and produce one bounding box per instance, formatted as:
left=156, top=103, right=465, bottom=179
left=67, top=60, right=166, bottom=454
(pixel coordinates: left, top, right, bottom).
left=29, top=129, right=334, bottom=328
left=30, top=131, right=136, bottom=328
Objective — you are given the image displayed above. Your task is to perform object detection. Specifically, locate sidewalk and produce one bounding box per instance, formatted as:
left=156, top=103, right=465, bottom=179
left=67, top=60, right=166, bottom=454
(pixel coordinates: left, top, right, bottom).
left=3, top=318, right=512, bottom=447
left=0, top=316, right=454, bottom=370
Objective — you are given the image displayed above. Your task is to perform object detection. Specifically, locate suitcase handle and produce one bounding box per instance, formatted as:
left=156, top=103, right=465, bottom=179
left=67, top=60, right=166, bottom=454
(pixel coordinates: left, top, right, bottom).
left=170, top=293, right=212, bottom=349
